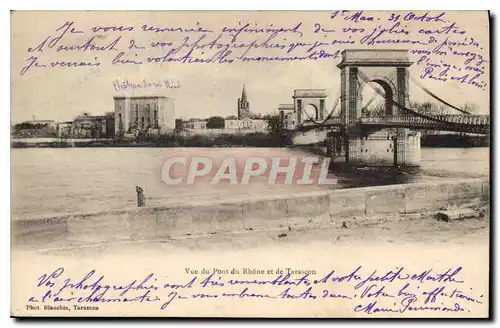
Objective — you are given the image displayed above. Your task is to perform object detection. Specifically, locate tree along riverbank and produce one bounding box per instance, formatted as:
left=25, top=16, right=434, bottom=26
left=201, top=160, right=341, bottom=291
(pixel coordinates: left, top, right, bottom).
left=11, top=132, right=289, bottom=148
left=11, top=132, right=488, bottom=148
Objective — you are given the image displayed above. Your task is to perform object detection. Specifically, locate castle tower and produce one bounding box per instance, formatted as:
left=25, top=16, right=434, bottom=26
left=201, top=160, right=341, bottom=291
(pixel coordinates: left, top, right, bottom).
left=237, top=84, right=251, bottom=119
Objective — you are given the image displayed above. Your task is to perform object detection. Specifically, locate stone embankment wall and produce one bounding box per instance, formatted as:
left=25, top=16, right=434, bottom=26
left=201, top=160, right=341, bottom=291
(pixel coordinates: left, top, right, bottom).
left=12, top=179, right=489, bottom=247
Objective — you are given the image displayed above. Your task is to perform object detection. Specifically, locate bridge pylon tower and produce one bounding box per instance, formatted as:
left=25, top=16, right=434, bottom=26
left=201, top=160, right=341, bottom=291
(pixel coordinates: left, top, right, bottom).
left=338, top=49, right=420, bottom=167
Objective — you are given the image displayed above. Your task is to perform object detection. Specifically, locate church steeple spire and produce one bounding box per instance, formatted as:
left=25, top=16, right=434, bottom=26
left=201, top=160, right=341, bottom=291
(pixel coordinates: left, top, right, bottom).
left=241, top=84, right=248, bottom=103
left=238, top=84, right=250, bottom=119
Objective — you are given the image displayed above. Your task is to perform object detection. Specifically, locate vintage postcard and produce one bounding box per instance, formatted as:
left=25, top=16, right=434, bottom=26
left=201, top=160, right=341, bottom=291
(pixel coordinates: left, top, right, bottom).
left=10, top=10, right=490, bottom=318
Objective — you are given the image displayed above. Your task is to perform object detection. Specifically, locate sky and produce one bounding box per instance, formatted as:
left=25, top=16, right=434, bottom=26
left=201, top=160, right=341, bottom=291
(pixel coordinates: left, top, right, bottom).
left=10, top=11, right=490, bottom=123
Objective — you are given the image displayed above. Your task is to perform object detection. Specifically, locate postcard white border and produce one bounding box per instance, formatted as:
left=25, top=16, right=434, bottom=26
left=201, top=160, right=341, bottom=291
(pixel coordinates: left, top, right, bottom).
left=3, top=1, right=498, bottom=327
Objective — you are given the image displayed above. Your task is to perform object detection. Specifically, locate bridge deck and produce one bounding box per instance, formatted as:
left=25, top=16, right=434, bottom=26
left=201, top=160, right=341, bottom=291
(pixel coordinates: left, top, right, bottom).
left=298, top=115, right=489, bottom=134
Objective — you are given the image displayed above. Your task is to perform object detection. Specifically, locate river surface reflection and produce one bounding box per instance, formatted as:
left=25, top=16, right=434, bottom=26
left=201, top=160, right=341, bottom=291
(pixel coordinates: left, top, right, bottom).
left=11, top=147, right=489, bottom=219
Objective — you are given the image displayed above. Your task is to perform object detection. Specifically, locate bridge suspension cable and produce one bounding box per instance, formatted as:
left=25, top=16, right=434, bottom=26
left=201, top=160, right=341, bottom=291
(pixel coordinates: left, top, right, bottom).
left=357, top=71, right=469, bottom=125
left=361, top=84, right=386, bottom=115
left=409, top=75, right=471, bottom=115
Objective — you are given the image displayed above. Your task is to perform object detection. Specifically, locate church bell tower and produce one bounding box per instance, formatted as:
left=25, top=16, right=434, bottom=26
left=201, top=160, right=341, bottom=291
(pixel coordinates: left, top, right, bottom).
left=237, top=84, right=251, bottom=119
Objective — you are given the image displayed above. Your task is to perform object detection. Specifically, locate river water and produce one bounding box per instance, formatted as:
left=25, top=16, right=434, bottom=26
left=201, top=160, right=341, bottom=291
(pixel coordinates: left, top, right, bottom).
left=11, top=147, right=489, bottom=220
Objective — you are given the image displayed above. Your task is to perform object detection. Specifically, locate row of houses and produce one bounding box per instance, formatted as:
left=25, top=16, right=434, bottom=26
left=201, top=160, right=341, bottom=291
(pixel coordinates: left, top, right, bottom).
left=13, top=95, right=177, bottom=139
left=178, top=117, right=269, bottom=132
left=11, top=113, right=116, bottom=139
left=57, top=113, right=115, bottom=139
left=13, top=113, right=271, bottom=140
left=13, top=88, right=274, bottom=139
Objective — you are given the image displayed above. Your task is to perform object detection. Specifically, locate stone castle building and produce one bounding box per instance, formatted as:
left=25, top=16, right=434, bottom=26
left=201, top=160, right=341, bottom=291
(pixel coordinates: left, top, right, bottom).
left=113, top=96, right=175, bottom=135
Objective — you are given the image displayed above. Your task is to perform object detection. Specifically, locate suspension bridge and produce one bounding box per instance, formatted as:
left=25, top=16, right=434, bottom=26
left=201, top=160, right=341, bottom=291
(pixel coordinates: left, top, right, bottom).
left=300, top=115, right=489, bottom=135
left=278, top=49, right=490, bottom=167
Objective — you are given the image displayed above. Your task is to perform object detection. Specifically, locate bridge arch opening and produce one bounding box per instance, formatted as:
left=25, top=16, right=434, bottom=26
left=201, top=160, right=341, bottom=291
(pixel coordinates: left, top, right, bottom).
left=360, top=79, right=395, bottom=116
left=303, top=104, right=319, bottom=121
